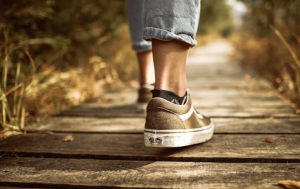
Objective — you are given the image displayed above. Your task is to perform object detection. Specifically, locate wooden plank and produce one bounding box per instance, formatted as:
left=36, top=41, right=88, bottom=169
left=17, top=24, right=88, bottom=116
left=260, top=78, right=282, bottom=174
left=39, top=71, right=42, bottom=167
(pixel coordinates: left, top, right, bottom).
left=188, top=78, right=270, bottom=88
left=187, top=62, right=246, bottom=78
left=192, top=98, right=288, bottom=106
left=190, top=88, right=273, bottom=97
left=0, top=157, right=299, bottom=189
left=1, top=134, right=300, bottom=162
left=189, top=84, right=270, bottom=90
left=70, top=81, right=295, bottom=118
left=27, top=117, right=146, bottom=133
left=60, top=87, right=296, bottom=118
left=186, top=50, right=270, bottom=89
left=199, top=107, right=297, bottom=118
left=186, top=60, right=270, bottom=88
left=99, top=87, right=282, bottom=105
left=26, top=117, right=300, bottom=134
left=97, top=85, right=283, bottom=106
left=60, top=102, right=293, bottom=114
left=59, top=103, right=297, bottom=118
left=214, top=118, right=300, bottom=133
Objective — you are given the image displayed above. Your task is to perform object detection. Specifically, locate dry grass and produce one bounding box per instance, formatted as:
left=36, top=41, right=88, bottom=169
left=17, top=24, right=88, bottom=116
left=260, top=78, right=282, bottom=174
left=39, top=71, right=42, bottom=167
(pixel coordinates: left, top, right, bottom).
left=0, top=24, right=136, bottom=140
left=1, top=59, right=120, bottom=139
left=233, top=30, right=300, bottom=108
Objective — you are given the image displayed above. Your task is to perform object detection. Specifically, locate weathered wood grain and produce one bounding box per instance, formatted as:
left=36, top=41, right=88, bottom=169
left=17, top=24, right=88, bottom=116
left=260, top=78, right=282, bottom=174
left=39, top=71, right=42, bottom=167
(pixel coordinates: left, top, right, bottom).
left=26, top=117, right=300, bottom=134
left=189, top=84, right=270, bottom=90
left=1, top=134, right=300, bottom=162
left=98, top=87, right=285, bottom=106
left=188, top=78, right=270, bottom=88
left=199, top=107, right=297, bottom=118
left=192, top=98, right=288, bottom=107
left=1, top=40, right=297, bottom=189
left=0, top=157, right=299, bottom=189
left=59, top=103, right=297, bottom=118
left=61, top=85, right=296, bottom=118
left=27, top=117, right=146, bottom=133
left=187, top=58, right=247, bottom=79
left=190, top=88, right=273, bottom=97
left=96, top=84, right=285, bottom=107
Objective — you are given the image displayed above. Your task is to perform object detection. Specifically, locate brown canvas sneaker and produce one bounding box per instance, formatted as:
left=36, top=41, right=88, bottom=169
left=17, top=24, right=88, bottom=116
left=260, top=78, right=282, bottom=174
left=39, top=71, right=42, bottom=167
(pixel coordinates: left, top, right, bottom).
left=144, top=92, right=214, bottom=147
left=136, top=84, right=154, bottom=113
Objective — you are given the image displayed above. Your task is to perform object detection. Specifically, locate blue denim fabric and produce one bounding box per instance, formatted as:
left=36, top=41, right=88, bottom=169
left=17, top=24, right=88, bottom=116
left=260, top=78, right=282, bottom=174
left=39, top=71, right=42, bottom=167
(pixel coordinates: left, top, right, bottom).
left=126, top=0, right=152, bottom=52
left=144, top=0, right=201, bottom=47
left=126, top=0, right=200, bottom=51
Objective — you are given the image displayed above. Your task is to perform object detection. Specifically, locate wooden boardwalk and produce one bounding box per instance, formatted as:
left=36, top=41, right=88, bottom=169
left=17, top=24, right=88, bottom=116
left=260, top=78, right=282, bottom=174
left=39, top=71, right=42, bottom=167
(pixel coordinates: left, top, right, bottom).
left=0, top=40, right=300, bottom=188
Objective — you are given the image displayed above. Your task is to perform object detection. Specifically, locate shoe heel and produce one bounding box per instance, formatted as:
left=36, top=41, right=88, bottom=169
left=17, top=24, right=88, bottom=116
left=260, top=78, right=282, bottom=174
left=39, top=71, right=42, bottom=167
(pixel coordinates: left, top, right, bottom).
left=144, top=123, right=214, bottom=147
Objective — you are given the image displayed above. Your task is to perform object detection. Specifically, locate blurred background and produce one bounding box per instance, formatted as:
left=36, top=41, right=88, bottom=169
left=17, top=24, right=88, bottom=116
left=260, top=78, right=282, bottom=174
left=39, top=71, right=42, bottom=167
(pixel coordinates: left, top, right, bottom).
left=0, top=0, right=299, bottom=137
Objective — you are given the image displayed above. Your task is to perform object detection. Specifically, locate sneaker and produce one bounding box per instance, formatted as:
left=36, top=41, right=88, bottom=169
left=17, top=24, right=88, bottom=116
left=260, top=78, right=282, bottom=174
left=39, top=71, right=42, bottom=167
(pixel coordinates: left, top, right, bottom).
left=144, top=91, right=214, bottom=147
left=136, top=84, right=154, bottom=113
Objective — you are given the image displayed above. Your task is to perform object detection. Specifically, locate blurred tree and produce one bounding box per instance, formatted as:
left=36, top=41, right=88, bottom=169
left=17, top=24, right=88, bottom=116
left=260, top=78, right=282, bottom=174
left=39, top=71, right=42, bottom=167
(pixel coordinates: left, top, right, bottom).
left=198, top=0, right=234, bottom=36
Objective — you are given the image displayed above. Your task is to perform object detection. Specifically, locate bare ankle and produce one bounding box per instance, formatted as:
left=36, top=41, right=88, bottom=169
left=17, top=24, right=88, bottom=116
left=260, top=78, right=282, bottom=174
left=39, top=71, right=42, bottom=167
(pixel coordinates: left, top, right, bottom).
left=154, top=82, right=187, bottom=96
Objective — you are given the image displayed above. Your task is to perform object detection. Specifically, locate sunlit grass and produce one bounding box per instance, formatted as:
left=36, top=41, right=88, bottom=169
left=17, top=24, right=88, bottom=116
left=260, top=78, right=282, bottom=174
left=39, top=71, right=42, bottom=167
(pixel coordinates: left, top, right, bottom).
left=0, top=24, right=137, bottom=140
left=233, top=31, right=300, bottom=108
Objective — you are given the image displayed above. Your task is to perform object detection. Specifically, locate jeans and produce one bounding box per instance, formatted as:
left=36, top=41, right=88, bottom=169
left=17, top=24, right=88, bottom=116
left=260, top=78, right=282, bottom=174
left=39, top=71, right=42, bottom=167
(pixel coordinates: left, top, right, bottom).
left=126, top=0, right=201, bottom=52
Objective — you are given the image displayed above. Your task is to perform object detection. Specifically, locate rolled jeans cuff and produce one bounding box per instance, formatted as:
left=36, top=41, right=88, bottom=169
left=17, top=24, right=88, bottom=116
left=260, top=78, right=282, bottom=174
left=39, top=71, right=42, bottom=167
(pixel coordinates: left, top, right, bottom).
left=144, top=27, right=197, bottom=47
left=132, top=41, right=152, bottom=53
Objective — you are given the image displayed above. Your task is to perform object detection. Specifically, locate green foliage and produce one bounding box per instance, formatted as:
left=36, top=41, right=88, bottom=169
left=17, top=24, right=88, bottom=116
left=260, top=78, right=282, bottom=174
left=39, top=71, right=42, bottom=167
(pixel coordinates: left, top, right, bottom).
left=0, top=0, right=127, bottom=133
left=0, top=0, right=126, bottom=68
left=198, top=0, right=234, bottom=36
left=236, top=0, right=300, bottom=107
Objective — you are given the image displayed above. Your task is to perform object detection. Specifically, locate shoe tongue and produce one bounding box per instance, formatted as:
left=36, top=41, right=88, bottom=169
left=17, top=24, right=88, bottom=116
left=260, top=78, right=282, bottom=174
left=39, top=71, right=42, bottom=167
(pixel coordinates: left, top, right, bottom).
left=151, top=89, right=187, bottom=105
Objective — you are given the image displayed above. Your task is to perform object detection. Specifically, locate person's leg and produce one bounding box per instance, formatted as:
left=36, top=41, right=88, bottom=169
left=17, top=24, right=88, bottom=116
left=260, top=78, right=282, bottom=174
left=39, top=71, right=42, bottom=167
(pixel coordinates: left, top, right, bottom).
left=126, top=0, right=155, bottom=113
left=144, top=0, right=200, bottom=96
left=136, top=51, right=155, bottom=85
left=152, top=39, right=189, bottom=96
left=143, top=0, right=214, bottom=147
left=126, top=0, right=155, bottom=85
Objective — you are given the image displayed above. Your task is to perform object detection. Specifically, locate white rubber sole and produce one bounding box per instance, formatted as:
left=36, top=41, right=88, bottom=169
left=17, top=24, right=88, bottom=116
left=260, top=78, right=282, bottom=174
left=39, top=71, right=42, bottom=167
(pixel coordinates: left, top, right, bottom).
left=136, top=103, right=147, bottom=113
left=144, top=123, right=214, bottom=147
